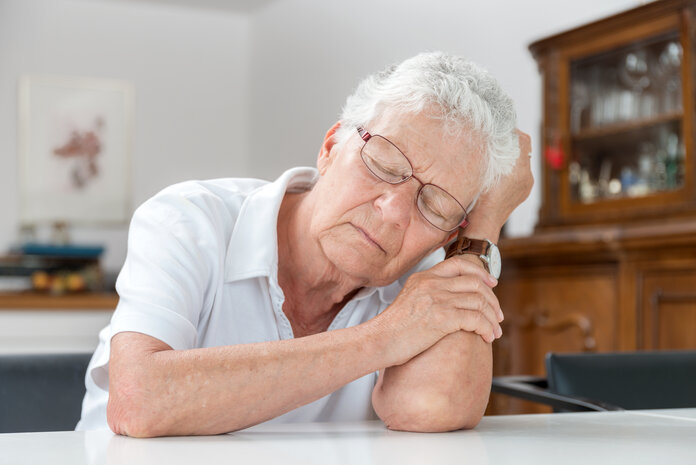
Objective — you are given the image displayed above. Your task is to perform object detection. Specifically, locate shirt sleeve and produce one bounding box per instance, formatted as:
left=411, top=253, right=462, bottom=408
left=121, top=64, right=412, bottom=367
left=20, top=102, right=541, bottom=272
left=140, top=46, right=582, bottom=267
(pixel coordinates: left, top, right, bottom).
left=110, top=184, right=226, bottom=351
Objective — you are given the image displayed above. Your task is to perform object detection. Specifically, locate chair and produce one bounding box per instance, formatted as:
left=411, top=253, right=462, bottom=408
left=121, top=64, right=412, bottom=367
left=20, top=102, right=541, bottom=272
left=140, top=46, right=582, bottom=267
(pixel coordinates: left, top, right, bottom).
left=0, top=352, right=92, bottom=433
left=492, top=350, right=696, bottom=412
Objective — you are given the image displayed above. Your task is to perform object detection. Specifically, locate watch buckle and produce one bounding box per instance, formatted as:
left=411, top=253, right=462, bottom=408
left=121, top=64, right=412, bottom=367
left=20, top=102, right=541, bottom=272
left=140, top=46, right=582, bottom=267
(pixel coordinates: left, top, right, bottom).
left=445, top=228, right=471, bottom=259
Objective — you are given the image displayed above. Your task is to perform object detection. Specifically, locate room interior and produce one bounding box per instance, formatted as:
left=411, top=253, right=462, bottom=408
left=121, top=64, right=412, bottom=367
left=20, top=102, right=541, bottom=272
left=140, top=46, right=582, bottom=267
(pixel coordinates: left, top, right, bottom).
left=1, top=0, right=695, bottom=430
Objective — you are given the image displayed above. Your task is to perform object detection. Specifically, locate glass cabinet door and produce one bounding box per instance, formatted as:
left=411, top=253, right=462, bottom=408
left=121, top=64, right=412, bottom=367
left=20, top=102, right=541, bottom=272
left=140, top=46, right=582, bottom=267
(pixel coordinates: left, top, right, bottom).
left=568, top=32, right=685, bottom=205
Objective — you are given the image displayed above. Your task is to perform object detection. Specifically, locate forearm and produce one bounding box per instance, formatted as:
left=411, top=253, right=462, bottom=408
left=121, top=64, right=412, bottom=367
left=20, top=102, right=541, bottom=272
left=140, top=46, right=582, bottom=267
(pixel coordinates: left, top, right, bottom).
left=372, top=329, right=491, bottom=432
left=108, top=322, right=386, bottom=437
left=372, top=228, right=500, bottom=432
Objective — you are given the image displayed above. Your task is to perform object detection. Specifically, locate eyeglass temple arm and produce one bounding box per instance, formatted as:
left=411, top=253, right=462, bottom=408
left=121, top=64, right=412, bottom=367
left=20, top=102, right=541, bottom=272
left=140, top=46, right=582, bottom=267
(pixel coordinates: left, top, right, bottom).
left=357, top=126, right=370, bottom=141
left=465, top=192, right=479, bottom=216
left=456, top=192, right=479, bottom=229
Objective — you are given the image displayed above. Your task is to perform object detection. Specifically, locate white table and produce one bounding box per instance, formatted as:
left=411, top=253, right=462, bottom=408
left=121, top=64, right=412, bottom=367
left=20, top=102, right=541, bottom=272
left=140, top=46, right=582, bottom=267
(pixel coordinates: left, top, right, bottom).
left=1, top=409, right=695, bottom=465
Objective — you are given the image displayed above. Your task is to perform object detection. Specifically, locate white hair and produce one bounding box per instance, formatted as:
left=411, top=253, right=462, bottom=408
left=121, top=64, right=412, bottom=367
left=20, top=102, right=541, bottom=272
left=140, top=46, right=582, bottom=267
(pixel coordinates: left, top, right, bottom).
left=336, top=52, right=519, bottom=192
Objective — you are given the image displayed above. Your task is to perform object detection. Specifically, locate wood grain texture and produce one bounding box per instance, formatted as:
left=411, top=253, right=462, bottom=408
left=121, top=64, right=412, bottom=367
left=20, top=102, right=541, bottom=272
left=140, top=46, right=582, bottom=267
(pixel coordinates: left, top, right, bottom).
left=0, top=292, right=118, bottom=310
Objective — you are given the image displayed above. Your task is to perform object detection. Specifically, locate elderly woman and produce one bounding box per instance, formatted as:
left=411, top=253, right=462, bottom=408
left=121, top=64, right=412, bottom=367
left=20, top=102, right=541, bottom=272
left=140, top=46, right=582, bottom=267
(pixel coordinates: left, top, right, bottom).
left=77, top=52, right=532, bottom=436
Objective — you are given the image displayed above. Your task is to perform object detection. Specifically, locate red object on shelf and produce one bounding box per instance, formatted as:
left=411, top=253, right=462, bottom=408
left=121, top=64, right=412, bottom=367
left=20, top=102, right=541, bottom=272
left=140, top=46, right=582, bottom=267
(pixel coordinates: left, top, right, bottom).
left=545, top=144, right=564, bottom=170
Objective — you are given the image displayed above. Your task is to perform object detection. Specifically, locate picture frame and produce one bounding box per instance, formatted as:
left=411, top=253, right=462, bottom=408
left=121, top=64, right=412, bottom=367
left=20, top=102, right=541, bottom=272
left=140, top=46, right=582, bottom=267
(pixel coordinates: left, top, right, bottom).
left=18, top=75, right=134, bottom=225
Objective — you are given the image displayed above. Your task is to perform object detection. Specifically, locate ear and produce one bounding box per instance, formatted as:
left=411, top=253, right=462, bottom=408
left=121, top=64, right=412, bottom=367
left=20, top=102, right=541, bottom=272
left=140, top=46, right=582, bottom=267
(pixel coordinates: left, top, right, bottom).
left=317, top=121, right=342, bottom=175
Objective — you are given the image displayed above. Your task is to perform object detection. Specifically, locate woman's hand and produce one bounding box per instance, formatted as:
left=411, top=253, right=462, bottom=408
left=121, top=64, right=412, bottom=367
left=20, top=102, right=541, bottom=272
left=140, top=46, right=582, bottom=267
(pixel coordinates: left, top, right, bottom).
left=373, top=255, right=502, bottom=366
left=466, top=130, right=534, bottom=242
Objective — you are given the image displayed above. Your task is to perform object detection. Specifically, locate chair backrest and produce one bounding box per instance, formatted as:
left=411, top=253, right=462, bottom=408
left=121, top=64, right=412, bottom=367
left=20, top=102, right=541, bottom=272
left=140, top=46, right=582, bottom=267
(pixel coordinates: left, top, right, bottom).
left=0, top=352, right=92, bottom=433
left=546, top=350, right=696, bottom=410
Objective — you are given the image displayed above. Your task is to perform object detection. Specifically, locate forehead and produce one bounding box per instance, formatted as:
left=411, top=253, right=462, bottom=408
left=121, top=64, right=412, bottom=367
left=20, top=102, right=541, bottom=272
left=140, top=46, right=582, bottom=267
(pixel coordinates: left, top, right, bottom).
left=367, top=107, right=485, bottom=206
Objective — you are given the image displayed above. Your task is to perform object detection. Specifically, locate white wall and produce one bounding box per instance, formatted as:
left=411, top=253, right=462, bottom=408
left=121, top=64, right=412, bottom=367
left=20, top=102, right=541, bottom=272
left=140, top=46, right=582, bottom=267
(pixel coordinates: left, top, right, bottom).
left=0, top=0, right=250, bottom=272
left=247, top=0, right=647, bottom=236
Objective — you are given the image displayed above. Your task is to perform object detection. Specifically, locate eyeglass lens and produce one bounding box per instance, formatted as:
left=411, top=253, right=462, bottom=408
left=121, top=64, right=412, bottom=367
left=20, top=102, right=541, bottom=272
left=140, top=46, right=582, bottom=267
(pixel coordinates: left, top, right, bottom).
left=360, top=133, right=466, bottom=231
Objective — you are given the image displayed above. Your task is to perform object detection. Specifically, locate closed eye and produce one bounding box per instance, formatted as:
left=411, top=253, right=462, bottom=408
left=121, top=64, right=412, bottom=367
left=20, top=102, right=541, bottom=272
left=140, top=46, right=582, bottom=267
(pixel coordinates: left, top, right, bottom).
left=419, top=196, right=449, bottom=221
left=368, top=156, right=409, bottom=180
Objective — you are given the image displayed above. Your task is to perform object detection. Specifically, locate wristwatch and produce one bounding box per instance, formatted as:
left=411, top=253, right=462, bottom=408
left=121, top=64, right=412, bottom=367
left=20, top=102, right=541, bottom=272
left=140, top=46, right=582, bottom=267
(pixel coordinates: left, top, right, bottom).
left=445, top=230, right=502, bottom=279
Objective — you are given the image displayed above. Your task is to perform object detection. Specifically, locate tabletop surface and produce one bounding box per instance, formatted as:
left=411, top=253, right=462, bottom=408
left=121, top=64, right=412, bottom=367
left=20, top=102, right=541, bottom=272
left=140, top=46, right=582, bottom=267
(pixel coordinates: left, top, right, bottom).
left=1, top=409, right=695, bottom=465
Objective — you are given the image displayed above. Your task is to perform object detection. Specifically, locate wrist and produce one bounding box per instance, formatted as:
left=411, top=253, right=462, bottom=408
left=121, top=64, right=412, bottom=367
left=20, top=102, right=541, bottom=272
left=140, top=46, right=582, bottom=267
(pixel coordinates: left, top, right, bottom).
left=464, top=214, right=503, bottom=244
left=361, top=313, right=400, bottom=369
left=464, top=224, right=501, bottom=244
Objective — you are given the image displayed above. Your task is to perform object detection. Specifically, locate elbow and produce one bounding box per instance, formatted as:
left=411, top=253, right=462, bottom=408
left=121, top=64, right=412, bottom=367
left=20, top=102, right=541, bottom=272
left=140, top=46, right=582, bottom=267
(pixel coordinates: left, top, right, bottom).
left=107, top=378, right=165, bottom=438
left=107, top=399, right=150, bottom=438
left=374, top=389, right=487, bottom=433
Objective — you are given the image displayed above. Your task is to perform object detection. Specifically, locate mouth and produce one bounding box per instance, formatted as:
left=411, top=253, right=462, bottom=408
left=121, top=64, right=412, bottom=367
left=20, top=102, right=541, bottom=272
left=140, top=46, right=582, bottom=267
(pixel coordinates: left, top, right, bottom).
left=352, top=224, right=386, bottom=254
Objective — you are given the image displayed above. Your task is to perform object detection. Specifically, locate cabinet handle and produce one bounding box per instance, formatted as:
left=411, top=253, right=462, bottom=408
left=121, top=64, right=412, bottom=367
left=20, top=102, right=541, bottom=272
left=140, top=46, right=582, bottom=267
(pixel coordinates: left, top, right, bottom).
left=503, top=309, right=597, bottom=352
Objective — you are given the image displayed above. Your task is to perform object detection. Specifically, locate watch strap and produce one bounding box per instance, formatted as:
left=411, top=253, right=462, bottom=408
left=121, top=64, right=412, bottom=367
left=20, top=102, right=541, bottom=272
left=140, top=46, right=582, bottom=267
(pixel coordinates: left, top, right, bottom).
left=445, top=229, right=489, bottom=260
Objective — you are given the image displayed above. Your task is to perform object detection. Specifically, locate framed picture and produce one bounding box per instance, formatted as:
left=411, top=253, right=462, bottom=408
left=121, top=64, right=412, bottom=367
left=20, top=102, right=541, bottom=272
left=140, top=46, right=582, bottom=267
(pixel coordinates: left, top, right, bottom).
left=19, top=75, right=134, bottom=225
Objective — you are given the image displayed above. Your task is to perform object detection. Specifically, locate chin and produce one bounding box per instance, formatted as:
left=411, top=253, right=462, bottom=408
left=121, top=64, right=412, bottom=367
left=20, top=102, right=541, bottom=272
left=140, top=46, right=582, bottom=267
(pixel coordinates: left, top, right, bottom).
left=322, top=242, right=417, bottom=288
left=319, top=236, right=388, bottom=282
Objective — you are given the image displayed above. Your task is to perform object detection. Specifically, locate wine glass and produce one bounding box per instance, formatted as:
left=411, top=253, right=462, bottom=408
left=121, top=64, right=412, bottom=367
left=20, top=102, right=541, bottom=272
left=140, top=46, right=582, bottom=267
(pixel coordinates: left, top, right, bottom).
left=653, top=41, right=683, bottom=114
left=570, top=80, right=590, bottom=133
left=618, top=49, right=651, bottom=119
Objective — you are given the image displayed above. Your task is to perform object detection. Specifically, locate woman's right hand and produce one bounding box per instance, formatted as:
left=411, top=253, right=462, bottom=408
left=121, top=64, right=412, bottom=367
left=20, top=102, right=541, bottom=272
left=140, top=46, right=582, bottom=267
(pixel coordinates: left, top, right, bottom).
left=373, top=254, right=503, bottom=366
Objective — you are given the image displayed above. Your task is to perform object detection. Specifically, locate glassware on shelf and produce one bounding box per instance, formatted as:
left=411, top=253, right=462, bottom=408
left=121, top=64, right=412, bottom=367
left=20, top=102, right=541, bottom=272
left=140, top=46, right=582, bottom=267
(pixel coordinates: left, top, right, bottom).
left=570, top=81, right=590, bottom=133
left=578, top=168, right=598, bottom=203
left=601, top=70, right=620, bottom=125
left=597, top=159, right=613, bottom=197
left=618, top=50, right=653, bottom=120
left=588, top=66, right=604, bottom=128
left=664, top=131, right=681, bottom=189
left=629, top=142, right=654, bottom=197
left=608, top=178, right=622, bottom=196
left=653, top=41, right=683, bottom=114
left=568, top=33, right=685, bottom=208
left=620, top=166, right=637, bottom=195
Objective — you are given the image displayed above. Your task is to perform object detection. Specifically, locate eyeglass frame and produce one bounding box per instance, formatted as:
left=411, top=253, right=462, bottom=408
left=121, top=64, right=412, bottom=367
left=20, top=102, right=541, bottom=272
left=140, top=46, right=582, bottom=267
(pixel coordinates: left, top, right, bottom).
left=356, top=126, right=476, bottom=232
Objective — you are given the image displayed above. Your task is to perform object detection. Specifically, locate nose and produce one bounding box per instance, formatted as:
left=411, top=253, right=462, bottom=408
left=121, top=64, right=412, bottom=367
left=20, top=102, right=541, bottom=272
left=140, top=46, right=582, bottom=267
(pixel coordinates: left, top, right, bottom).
left=373, top=181, right=417, bottom=229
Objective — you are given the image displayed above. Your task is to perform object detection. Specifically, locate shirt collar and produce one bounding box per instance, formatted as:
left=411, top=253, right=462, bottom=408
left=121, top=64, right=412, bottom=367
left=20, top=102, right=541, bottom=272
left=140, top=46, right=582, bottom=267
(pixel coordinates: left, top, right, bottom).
left=224, top=167, right=318, bottom=282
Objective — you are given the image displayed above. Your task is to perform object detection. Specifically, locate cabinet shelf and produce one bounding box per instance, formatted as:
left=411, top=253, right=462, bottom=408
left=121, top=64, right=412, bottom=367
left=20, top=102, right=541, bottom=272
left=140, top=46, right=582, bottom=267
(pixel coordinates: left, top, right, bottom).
left=572, top=111, right=683, bottom=142
left=0, top=292, right=118, bottom=310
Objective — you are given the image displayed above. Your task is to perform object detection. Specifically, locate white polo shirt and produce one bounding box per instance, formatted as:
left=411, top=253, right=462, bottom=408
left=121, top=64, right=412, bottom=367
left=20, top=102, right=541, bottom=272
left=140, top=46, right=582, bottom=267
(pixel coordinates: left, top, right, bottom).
left=76, top=167, right=444, bottom=431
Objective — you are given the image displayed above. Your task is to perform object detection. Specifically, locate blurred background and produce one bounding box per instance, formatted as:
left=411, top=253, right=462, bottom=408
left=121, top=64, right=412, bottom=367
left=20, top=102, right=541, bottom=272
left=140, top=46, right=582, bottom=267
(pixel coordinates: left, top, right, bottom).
left=0, top=0, right=647, bottom=273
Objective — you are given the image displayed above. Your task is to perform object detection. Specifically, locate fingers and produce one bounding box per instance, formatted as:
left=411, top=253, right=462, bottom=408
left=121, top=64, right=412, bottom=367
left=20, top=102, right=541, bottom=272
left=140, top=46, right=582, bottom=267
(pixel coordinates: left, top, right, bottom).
left=442, top=276, right=503, bottom=322
left=430, top=255, right=498, bottom=287
left=427, top=256, right=503, bottom=337
left=444, top=290, right=502, bottom=340
left=416, top=260, right=504, bottom=343
left=444, top=303, right=501, bottom=344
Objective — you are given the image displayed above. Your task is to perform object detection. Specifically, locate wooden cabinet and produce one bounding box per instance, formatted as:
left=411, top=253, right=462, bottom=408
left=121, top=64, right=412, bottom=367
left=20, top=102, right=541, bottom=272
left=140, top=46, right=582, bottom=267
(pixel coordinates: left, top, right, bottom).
left=531, top=0, right=696, bottom=228
left=491, top=1, right=696, bottom=414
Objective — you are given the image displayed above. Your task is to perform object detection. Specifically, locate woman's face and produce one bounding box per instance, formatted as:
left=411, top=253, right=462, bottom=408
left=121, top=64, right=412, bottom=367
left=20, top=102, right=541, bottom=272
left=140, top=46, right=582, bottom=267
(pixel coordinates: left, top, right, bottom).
left=309, top=108, right=484, bottom=287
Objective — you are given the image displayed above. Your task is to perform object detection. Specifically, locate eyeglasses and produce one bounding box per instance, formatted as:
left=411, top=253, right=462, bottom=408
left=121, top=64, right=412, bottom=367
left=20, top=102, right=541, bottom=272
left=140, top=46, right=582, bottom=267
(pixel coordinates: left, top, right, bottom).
left=356, top=126, right=470, bottom=232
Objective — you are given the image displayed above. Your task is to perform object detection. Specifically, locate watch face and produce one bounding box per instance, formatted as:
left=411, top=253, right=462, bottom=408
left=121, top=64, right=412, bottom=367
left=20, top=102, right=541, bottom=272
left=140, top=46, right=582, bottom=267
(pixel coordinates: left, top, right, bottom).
left=488, top=243, right=501, bottom=279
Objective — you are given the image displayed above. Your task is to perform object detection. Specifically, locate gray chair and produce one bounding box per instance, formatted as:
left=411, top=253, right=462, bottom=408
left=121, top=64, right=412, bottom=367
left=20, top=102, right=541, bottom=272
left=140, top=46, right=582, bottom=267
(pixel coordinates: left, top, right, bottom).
left=492, top=350, right=696, bottom=412
left=0, top=352, right=92, bottom=433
